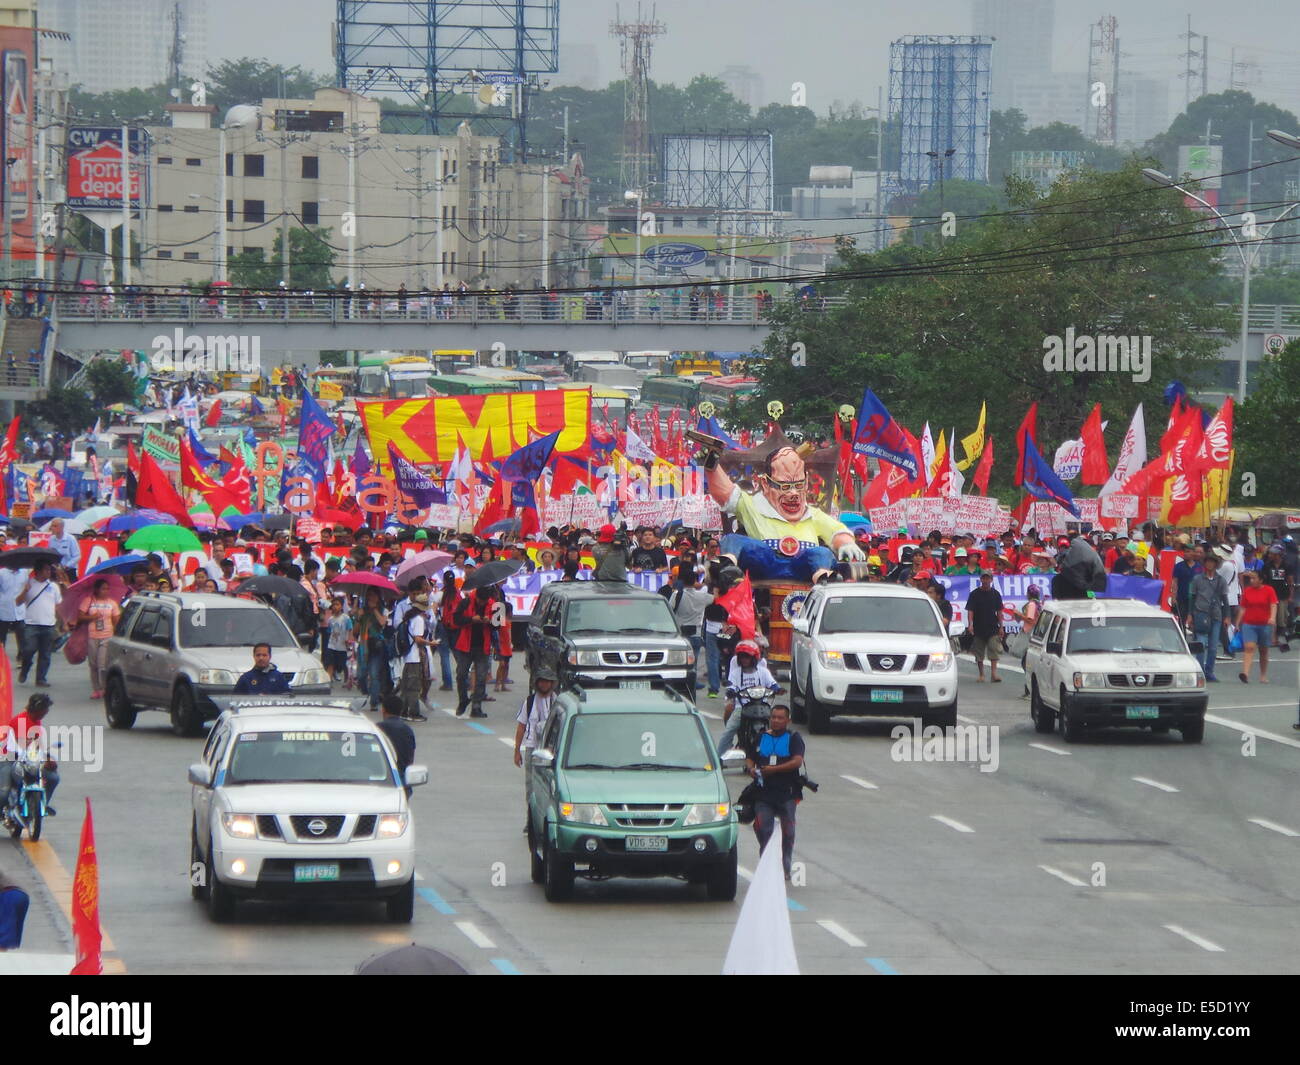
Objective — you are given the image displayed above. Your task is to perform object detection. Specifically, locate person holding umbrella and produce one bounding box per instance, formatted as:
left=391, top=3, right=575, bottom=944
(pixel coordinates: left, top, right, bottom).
left=354, top=588, right=391, bottom=713
left=452, top=585, right=496, bottom=718
left=78, top=578, right=122, bottom=699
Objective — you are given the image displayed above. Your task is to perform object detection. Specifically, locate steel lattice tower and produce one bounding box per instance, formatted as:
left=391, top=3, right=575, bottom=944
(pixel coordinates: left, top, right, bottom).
left=1088, top=15, right=1119, bottom=146
left=610, top=4, right=665, bottom=195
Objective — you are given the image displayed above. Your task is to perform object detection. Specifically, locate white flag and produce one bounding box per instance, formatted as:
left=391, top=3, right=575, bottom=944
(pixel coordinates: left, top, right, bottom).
left=722, top=821, right=800, bottom=975
left=1099, top=404, right=1146, bottom=496
left=920, top=423, right=935, bottom=487
left=623, top=427, right=657, bottom=463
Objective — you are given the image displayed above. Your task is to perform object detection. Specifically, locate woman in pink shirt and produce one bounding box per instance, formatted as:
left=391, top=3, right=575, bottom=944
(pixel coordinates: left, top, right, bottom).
left=79, top=578, right=122, bottom=699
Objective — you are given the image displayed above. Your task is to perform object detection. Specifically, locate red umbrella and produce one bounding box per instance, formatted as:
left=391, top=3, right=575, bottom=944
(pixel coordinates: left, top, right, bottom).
left=317, top=507, right=365, bottom=531
left=58, top=572, right=128, bottom=627
left=330, top=571, right=400, bottom=600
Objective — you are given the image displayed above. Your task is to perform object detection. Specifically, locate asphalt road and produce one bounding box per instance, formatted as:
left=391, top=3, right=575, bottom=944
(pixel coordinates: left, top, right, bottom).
left=5, top=650, right=1298, bottom=975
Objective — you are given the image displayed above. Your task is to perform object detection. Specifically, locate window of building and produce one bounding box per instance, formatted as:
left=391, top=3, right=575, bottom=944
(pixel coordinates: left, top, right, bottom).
left=157, top=250, right=173, bottom=259
left=225, top=153, right=233, bottom=176
left=480, top=250, right=488, bottom=272
left=301, top=201, right=319, bottom=225
left=441, top=205, right=456, bottom=229
left=697, top=216, right=708, bottom=227
left=158, top=204, right=173, bottom=212
left=183, top=251, right=200, bottom=260
left=183, top=204, right=199, bottom=213
left=244, top=200, right=265, bottom=223
left=226, top=200, right=234, bottom=222
left=301, top=155, right=319, bottom=179
left=244, top=247, right=262, bottom=256
left=185, top=158, right=201, bottom=167
left=244, top=155, right=264, bottom=177
left=441, top=251, right=456, bottom=274
left=157, top=156, right=172, bottom=165
left=673, top=215, right=683, bottom=229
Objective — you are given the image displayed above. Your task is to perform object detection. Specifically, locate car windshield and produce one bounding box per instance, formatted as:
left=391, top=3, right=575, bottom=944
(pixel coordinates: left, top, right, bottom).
left=1066, top=617, right=1187, bottom=654
left=181, top=607, right=297, bottom=648
left=566, top=598, right=678, bottom=635
left=818, top=595, right=943, bottom=637
left=563, top=713, right=715, bottom=771
left=227, top=731, right=394, bottom=785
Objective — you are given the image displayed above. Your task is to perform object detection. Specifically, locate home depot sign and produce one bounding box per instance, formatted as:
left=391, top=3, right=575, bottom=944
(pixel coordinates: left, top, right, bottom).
left=66, top=127, right=148, bottom=209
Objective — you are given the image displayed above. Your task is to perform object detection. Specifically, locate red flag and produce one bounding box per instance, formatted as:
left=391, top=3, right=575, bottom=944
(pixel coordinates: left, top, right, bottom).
left=70, top=798, right=103, bottom=975
left=715, top=573, right=756, bottom=641
left=1164, top=412, right=1208, bottom=525
left=204, top=398, right=223, bottom=428
left=973, top=434, right=995, bottom=496
left=1079, top=404, right=1109, bottom=485
left=0, top=650, right=12, bottom=741
left=180, top=436, right=244, bottom=518
left=135, top=450, right=192, bottom=525
left=1119, top=454, right=1171, bottom=498
left=125, top=441, right=141, bottom=477
left=0, top=415, right=19, bottom=469
left=473, top=473, right=509, bottom=534
left=1013, top=402, right=1038, bottom=486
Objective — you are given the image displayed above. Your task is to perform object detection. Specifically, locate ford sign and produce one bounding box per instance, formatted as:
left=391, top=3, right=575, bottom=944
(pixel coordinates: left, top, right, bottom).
left=643, top=243, right=708, bottom=268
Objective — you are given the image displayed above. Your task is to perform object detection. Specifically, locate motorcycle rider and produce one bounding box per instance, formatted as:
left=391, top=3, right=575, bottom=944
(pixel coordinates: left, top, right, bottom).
left=715, top=640, right=781, bottom=759
left=1, top=693, right=59, bottom=817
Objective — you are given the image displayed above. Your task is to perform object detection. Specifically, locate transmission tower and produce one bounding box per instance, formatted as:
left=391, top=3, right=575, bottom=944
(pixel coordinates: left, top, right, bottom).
left=1087, top=15, right=1119, bottom=146
left=1180, top=15, right=1206, bottom=109
left=610, top=4, right=665, bottom=195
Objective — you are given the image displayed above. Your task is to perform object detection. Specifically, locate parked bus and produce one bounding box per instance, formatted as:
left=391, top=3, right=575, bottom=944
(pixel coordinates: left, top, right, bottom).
left=427, top=374, right=516, bottom=396
left=698, top=375, right=759, bottom=409
left=458, top=366, right=547, bottom=392
left=310, top=366, right=357, bottom=396
left=638, top=375, right=701, bottom=410
left=356, top=352, right=435, bottom=398
left=558, top=384, right=634, bottom=427
left=563, top=350, right=621, bottom=375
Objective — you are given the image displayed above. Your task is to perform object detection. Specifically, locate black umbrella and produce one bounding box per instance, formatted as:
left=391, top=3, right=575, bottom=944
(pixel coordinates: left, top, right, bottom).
left=237, top=575, right=312, bottom=601
left=1056, top=536, right=1108, bottom=598
left=0, top=547, right=60, bottom=570
left=461, top=559, right=523, bottom=592
left=263, top=513, right=293, bottom=531
left=355, top=944, right=471, bottom=975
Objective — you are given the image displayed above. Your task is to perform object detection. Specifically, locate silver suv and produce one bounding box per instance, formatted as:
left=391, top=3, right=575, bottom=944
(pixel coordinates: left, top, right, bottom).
left=103, top=592, right=331, bottom=736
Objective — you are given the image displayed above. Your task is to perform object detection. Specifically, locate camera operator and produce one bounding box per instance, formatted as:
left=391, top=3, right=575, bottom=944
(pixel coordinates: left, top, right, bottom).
left=744, top=704, right=806, bottom=881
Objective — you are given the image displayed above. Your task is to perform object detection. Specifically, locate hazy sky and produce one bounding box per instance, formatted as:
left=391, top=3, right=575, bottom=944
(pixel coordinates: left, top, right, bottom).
left=209, top=0, right=1300, bottom=118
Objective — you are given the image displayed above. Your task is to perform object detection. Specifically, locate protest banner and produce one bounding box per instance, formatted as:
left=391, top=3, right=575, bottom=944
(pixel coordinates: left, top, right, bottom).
left=936, top=573, right=1166, bottom=634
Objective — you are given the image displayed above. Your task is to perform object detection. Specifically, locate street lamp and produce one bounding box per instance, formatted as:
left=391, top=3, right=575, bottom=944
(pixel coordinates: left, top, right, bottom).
left=624, top=188, right=643, bottom=298
left=1143, top=166, right=1300, bottom=402
left=925, top=148, right=956, bottom=238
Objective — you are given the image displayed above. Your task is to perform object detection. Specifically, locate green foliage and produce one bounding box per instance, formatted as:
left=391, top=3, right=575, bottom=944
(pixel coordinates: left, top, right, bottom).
left=752, top=164, right=1234, bottom=499
left=84, top=360, right=137, bottom=407
left=203, top=58, right=330, bottom=115
left=988, top=109, right=1130, bottom=186
left=227, top=227, right=336, bottom=289
left=69, top=83, right=173, bottom=124
left=897, top=180, right=1009, bottom=245
left=1235, top=339, right=1300, bottom=504
left=26, top=386, right=96, bottom=436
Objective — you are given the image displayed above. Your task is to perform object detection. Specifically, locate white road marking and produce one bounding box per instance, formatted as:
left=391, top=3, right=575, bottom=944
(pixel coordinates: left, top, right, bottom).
left=1211, top=702, right=1297, bottom=710
left=930, top=814, right=974, bottom=834
left=1028, top=742, right=1071, bottom=756
left=414, top=871, right=424, bottom=881
left=738, top=865, right=755, bottom=881
left=1205, top=714, right=1300, bottom=750
left=817, top=919, right=866, bottom=948
left=497, top=736, right=515, bottom=747
left=454, top=921, right=496, bottom=950
left=1132, top=776, right=1180, bottom=793
left=1247, top=817, right=1299, bottom=837
left=839, top=774, right=878, bottom=790
left=1164, top=924, right=1225, bottom=952
left=956, top=714, right=980, bottom=725
left=1038, top=864, right=1088, bottom=887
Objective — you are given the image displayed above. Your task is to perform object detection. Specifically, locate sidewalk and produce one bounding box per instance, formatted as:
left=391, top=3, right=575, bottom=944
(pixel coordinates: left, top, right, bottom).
left=0, top=844, right=73, bottom=971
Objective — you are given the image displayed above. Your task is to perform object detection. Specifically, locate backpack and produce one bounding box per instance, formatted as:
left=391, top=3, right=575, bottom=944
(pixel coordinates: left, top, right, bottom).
left=394, top=611, right=420, bottom=658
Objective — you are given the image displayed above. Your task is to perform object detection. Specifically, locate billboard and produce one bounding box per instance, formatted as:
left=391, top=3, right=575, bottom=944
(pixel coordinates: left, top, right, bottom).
left=0, top=26, right=35, bottom=260
left=1177, top=145, right=1223, bottom=191
left=66, top=127, right=149, bottom=210
left=660, top=133, right=773, bottom=213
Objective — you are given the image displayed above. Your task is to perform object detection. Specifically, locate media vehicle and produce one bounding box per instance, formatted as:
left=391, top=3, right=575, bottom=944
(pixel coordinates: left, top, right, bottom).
left=525, top=686, right=737, bottom=902
left=1024, top=599, right=1208, bottom=743
left=188, top=697, right=426, bottom=923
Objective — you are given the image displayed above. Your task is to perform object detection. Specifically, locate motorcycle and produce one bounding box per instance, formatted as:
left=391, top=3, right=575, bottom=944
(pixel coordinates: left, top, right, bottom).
left=4, top=743, right=50, bottom=842
left=726, top=685, right=778, bottom=758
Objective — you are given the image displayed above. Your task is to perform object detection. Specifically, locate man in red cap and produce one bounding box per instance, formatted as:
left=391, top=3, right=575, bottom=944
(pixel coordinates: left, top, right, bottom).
left=592, top=523, right=628, bottom=582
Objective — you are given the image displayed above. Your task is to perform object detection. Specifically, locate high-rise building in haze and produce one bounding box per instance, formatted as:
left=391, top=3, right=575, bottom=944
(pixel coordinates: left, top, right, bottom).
left=972, top=0, right=1054, bottom=113
left=719, top=65, right=765, bottom=110
left=41, top=0, right=209, bottom=95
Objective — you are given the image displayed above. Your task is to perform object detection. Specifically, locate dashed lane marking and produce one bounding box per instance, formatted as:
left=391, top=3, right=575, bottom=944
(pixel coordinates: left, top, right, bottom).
left=1132, top=776, right=1180, bottom=793
left=866, top=957, right=899, bottom=974
left=1247, top=817, right=1299, bottom=837
left=839, top=774, right=878, bottom=790
left=1028, top=742, right=1071, bottom=756
left=1039, top=864, right=1088, bottom=887
left=1164, top=924, right=1225, bottom=952
left=817, top=919, right=866, bottom=948
left=930, top=814, right=974, bottom=834
left=455, top=921, right=496, bottom=950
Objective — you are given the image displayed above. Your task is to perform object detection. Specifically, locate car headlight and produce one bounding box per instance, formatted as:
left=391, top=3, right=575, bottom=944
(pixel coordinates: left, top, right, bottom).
left=683, top=802, right=730, bottom=826
left=376, top=813, right=409, bottom=838
left=818, top=649, right=845, bottom=669
left=1072, top=672, right=1107, bottom=689
left=197, top=668, right=236, bottom=686
left=559, top=803, right=608, bottom=826
left=664, top=648, right=688, bottom=665
left=291, top=668, right=330, bottom=687
left=927, top=652, right=953, bottom=672
left=221, top=813, right=257, bottom=839
left=1174, top=672, right=1205, bottom=689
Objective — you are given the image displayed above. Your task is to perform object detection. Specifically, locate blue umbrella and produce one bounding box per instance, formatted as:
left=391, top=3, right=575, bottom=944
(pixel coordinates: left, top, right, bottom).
left=33, top=508, right=76, bottom=521
left=105, top=513, right=168, bottom=533
left=87, top=553, right=149, bottom=577
left=483, top=518, right=520, bottom=535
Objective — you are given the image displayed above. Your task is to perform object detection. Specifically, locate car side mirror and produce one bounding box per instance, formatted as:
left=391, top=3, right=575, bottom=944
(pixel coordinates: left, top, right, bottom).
left=188, top=762, right=214, bottom=788
left=1187, top=640, right=1204, bottom=654
left=791, top=617, right=809, bottom=634
left=404, top=765, right=429, bottom=788
left=1046, top=641, right=1063, bottom=657
left=531, top=748, right=554, bottom=768
left=542, top=624, right=560, bottom=638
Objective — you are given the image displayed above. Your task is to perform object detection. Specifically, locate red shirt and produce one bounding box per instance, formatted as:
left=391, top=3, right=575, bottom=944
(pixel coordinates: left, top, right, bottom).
left=1238, top=584, right=1278, bottom=627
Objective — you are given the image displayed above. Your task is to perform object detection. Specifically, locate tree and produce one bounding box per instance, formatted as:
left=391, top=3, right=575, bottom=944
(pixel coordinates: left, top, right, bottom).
left=898, top=179, right=1008, bottom=245
left=26, top=387, right=96, bottom=437
left=85, top=360, right=137, bottom=407
left=69, top=83, right=173, bottom=123
left=1235, top=338, right=1300, bottom=505
left=204, top=58, right=330, bottom=115
left=227, top=226, right=336, bottom=289
left=751, top=163, right=1234, bottom=499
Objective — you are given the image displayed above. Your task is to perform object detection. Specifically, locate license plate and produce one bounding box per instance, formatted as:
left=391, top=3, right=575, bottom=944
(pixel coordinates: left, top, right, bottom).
left=1126, top=706, right=1160, bottom=720
left=870, top=689, right=904, bottom=703
left=619, top=679, right=652, bottom=690
left=626, top=835, right=668, bottom=852
left=294, top=862, right=340, bottom=883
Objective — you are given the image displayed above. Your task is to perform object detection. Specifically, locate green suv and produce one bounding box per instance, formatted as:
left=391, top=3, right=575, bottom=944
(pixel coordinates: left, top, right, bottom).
left=526, top=687, right=738, bottom=902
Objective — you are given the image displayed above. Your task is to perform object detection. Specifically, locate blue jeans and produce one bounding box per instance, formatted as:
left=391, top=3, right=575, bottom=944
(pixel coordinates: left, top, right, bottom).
left=1192, top=612, right=1221, bottom=679
left=753, top=796, right=798, bottom=877
left=435, top=621, right=454, bottom=686
left=360, top=645, right=389, bottom=709
left=704, top=630, right=722, bottom=693
left=720, top=534, right=836, bottom=582
left=19, top=624, right=55, bottom=684
left=685, top=633, right=704, bottom=693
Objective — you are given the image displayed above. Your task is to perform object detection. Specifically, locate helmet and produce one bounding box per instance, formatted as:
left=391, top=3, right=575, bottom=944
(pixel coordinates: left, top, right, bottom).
left=735, top=640, right=760, bottom=659
left=533, top=665, right=558, bottom=683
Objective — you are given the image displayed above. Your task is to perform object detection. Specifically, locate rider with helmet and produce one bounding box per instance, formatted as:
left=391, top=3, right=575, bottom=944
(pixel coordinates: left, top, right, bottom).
left=715, top=640, right=781, bottom=758
left=1, top=693, right=59, bottom=817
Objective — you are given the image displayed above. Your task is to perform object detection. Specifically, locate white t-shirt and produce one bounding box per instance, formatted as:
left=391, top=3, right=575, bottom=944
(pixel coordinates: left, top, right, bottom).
left=1219, top=559, right=1240, bottom=606
left=402, top=613, right=427, bottom=665
left=0, top=568, right=27, bottom=622
left=22, top=579, right=61, bottom=626
left=516, top=691, right=555, bottom=749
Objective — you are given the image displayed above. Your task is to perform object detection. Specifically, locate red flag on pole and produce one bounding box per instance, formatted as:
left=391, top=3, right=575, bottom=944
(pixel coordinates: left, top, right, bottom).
left=0, top=650, right=13, bottom=744
left=135, top=450, right=192, bottom=525
left=1013, top=402, right=1038, bottom=486
left=715, top=573, right=756, bottom=641
left=1079, top=404, right=1109, bottom=485
left=973, top=434, right=995, bottom=496
left=204, top=399, right=223, bottom=428
left=69, top=797, right=103, bottom=975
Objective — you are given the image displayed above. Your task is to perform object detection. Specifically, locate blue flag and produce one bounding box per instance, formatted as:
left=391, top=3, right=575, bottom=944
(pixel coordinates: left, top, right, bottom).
left=1021, top=435, right=1080, bottom=517
left=188, top=428, right=218, bottom=467
left=500, top=430, right=561, bottom=483
left=296, top=390, right=336, bottom=483
left=250, top=394, right=265, bottom=415
left=696, top=413, right=737, bottom=449
left=387, top=441, right=447, bottom=507
left=851, top=389, right=920, bottom=479
left=350, top=437, right=371, bottom=480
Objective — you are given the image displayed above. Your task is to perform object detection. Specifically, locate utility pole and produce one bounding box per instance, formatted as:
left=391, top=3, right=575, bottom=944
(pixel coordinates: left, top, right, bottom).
left=875, top=85, right=884, bottom=251
left=347, top=126, right=357, bottom=294
left=541, top=163, right=550, bottom=288
left=396, top=142, right=443, bottom=289
left=434, top=145, right=444, bottom=289
left=216, top=123, right=228, bottom=282
left=121, top=123, right=132, bottom=286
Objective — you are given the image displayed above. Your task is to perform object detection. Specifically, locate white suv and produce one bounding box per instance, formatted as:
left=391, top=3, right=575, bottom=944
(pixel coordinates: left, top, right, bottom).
left=1024, top=599, right=1208, bottom=743
left=790, top=583, right=958, bottom=732
left=188, top=698, right=427, bottom=923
